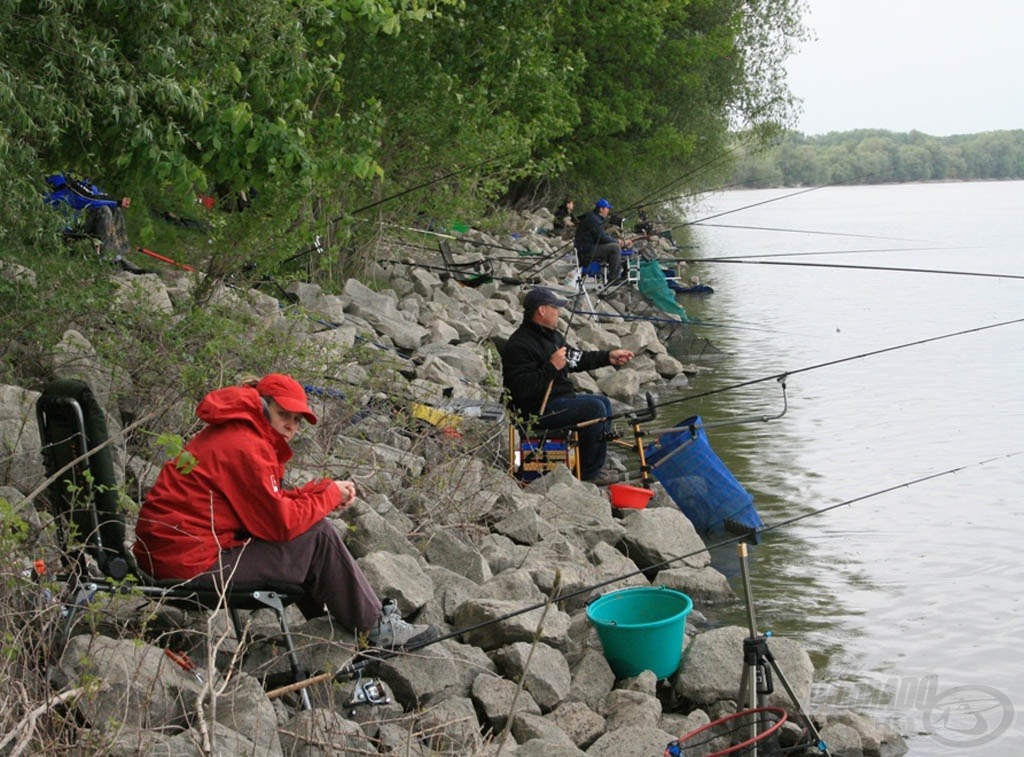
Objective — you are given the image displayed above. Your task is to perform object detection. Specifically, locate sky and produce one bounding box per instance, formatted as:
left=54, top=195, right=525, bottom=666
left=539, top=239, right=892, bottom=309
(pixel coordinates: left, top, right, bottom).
left=785, top=1, right=1024, bottom=136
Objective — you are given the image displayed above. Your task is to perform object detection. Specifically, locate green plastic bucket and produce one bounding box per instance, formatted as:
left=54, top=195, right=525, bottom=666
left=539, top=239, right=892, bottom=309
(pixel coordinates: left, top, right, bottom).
left=586, top=586, right=693, bottom=679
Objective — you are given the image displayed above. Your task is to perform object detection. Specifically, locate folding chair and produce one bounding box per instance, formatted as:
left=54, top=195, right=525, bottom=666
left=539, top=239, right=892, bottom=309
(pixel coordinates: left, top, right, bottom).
left=35, top=379, right=314, bottom=710
left=622, top=247, right=640, bottom=286
left=568, top=246, right=608, bottom=312
left=438, top=240, right=493, bottom=287
left=507, top=419, right=581, bottom=483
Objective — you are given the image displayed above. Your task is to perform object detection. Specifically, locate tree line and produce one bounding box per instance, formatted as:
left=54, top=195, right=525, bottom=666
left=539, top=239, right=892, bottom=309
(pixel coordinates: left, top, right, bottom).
left=729, top=129, right=1024, bottom=187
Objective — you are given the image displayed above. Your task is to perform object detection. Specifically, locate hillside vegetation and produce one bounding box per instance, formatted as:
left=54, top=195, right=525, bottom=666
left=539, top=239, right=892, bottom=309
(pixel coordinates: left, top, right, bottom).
left=2, top=1, right=805, bottom=322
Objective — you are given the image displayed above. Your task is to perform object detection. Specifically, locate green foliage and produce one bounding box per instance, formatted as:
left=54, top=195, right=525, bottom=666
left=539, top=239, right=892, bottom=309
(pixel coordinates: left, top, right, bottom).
left=730, top=129, right=1024, bottom=187
left=155, top=433, right=196, bottom=474
left=2, top=0, right=807, bottom=288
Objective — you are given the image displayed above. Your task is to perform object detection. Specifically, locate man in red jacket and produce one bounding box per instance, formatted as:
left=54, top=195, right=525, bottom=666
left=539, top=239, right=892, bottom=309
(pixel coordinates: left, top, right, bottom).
left=133, top=373, right=437, bottom=650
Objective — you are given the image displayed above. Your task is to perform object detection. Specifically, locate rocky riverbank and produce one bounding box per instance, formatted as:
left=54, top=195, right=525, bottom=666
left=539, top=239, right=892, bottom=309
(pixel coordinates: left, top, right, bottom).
left=0, top=210, right=908, bottom=755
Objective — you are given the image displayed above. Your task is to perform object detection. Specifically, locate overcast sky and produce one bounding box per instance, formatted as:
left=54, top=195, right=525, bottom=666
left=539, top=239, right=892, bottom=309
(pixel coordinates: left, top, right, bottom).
left=785, top=1, right=1024, bottom=136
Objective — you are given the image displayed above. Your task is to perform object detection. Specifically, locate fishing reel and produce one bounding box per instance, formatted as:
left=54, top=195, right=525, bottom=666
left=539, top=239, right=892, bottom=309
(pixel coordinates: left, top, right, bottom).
left=345, top=672, right=390, bottom=715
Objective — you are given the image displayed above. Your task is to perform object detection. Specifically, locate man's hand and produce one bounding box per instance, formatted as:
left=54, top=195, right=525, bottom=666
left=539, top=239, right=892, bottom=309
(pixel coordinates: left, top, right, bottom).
left=550, top=346, right=567, bottom=370
left=609, top=349, right=634, bottom=367
left=334, top=479, right=357, bottom=508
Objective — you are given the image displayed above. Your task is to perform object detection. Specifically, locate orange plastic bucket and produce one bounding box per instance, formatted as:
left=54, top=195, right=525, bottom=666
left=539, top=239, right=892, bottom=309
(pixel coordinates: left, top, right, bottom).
left=609, top=483, right=655, bottom=509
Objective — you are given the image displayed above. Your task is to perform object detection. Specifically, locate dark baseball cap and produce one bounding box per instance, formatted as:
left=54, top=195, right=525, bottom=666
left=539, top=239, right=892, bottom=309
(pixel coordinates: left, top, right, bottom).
left=595, top=198, right=612, bottom=209
left=523, top=286, right=568, bottom=311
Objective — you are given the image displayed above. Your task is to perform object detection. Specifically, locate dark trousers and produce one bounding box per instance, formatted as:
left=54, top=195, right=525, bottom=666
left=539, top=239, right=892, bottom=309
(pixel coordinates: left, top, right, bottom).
left=579, top=242, right=623, bottom=282
left=536, top=393, right=613, bottom=479
left=194, top=519, right=381, bottom=632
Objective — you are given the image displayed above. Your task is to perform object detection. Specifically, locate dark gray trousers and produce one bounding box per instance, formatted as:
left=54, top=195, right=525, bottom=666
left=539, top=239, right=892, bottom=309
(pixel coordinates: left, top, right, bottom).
left=194, top=519, right=381, bottom=632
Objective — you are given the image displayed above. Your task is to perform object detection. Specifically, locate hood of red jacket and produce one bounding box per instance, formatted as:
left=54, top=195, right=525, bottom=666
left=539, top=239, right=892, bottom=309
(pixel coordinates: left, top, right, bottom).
left=195, top=385, right=293, bottom=463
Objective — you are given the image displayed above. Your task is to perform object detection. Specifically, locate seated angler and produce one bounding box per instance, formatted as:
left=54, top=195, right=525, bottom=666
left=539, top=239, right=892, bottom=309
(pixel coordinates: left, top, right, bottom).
left=133, top=373, right=439, bottom=650
left=574, top=198, right=624, bottom=282
left=502, top=286, right=635, bottom=486
left=552, top=196, right=576, bottom=239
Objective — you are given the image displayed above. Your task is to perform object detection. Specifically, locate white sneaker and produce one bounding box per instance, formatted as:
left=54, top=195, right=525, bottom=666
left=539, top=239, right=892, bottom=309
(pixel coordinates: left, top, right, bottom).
left=364, top=599, right=439, bottom=650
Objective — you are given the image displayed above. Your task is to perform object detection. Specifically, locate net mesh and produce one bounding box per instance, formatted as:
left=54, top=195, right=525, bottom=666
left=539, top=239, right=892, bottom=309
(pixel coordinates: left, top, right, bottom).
left=644, top=416, right=763, bottom=537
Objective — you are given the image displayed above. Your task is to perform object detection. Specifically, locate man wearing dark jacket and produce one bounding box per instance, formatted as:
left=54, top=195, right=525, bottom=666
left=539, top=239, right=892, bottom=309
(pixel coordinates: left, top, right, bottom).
left=502, top=286, right=634, bottom=486
left=573, top=198, right=623, bottom=282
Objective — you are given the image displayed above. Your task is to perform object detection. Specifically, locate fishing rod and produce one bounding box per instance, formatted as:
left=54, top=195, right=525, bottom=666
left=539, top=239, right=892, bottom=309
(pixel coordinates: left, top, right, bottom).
left=265, top=448, right=1023, bottom=702
left=134, top=246, right=195, bottom=272
left=654, top=316, right=1024, bottom=412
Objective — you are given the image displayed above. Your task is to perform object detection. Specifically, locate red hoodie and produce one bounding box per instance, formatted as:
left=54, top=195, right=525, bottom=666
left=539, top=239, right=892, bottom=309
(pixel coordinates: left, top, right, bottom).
left=133, top=385, right=341, bottom=579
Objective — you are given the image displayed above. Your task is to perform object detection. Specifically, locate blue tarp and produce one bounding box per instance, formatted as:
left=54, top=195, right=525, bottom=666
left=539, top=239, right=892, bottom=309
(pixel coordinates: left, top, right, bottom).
left=644, top=415, right=763, bottom=541
left=45, top=173, right=121, bottom=212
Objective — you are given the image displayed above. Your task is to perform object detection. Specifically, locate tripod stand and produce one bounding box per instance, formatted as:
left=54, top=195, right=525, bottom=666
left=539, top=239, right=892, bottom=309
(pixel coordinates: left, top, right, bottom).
left=736, top=543, right=830, bottom=756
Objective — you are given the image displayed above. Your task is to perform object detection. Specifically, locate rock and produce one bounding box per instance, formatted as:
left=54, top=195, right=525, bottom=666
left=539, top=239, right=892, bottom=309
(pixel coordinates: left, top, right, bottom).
left=585, top=724, right=680, bottom=757
left=471, top=672, right=542, bottom=733
left=546, top=700, right=605, bottom=749
left=493, top=641, right=572, bottom=712
left=376, top=639, right=495, bottom=707
left=820, top=721, right=864, bottom=756
left=415, top=525, right=493, bottom=584
left=653, top=564, right=736, bottom=604
left=53, top=635, right=201, bottom=730
left=278, top=709, right=376, bottom=756
left=453, top=597, right=571, bottom=651
left=618, top=507, right=711, bottom=572
left=0, top=384, right=44, bottom=493
left=510, top=710, right=579, bottom=750
left=414, top=696, right=485, bottom=754
left=674, top=625, right=814, bottom=711
left=569, top=648, right=617, bottom=711
left=356, top=551, right=434, bottom=616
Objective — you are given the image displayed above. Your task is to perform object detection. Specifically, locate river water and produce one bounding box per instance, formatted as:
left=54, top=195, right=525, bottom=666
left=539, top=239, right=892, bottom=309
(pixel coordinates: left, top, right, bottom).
left=656, top=181, right=1023, bottom=754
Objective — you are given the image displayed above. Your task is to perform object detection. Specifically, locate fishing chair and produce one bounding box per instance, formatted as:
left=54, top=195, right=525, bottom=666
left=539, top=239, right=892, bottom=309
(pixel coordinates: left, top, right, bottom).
left=438, top=240, right=493, bottom=287
left=507, top=420, right=581, bottom=483
left=569, top=248, right=608, bottom=312
left=35, top=379, right=314, bottom=710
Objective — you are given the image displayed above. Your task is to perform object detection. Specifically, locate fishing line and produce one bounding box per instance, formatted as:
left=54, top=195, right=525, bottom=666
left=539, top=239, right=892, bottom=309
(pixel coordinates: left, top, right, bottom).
left=269, top=450, right=1023, bottom=701
left=621, top=146, right=742, bottom=215
left=764, top=450, right=1024, bottom=534
left=695, top=258, right=1024, bottom=281
left=344, top=156, right=504, bottom=219
left=665, top=172, right=885, bottom=235
left=694, top=221, right=937, bottom=245
left=378, top=221, right=546, bottom=259
left=653, top=317, right=1024, bottom=411
left=568, top=309, right=812, bottom=338
left=687, top=245, right=966, bottom=260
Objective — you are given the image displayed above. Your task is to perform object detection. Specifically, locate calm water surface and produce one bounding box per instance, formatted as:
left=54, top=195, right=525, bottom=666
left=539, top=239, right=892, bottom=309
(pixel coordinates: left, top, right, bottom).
left=658, top=181, right=1023, bottom=754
